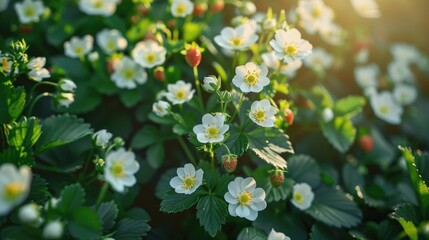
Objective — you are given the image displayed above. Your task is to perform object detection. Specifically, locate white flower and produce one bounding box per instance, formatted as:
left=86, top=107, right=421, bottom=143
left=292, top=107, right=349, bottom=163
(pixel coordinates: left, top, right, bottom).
left=64, top=35, right=94, bottom=58
left=0, top=0, right=9, bottom=11
left=152, top=100, right=170, bottom=117
left=0, top=164, right=31, bottom=216
left=93, top=129, right=113, bottom=147
left=393, top=84, right=417, bottom=106
left=18, top=203, right=42, bottom=226
left=214, top=24, right=259, bottom=51
left=78, top=0, right=120, bottom=16
left=388, top=61, right=414, bottom=84
left=28, top=68, right=50, bottom=81
left=111, top=56, right=147, bottom=89
left=363, top=86, right=377, bottom=98
left=193, top=113, right=229, bottom=143
left=322, top=107, right=334, bottom=122
left=1, top=54, right=17, bottom=74
left=224, top=177, right=266, bottom=221
left=296, top=0, right=334, bottom=34
left=59, top=79, right=77, bottom=92
left=303, top=47, right=333, bottom=71
left=269, top=28, right=313, bottom=63
left=202, top=76, right=219, bottom=92
left=104, top=148, right=140, bottom=193
left=268, top=229, right=291, bottom=240
left=88, top=51, right=99, bottom=62
left=44, top=198, right=60, bottom=210
left=291, top=183, right=314, bottom=210
left=355, top=48, right=369, bottom=64
left=390, top=43, right=421, bottom=65
left=58, top=92, right=74, bottom=108
left=354, top=64, right=379, bottom=88
left=132, top=40, right=166, bottom=68
left=232, top=62, right=270, bottom=93
left=27, top=57, right=46, bottom=70
left=263, top=18, right=277, bottom=31
left=43, top=220, right=63, bottom=239
left=169, top=163, right=204, bottom=194
left=96, top=29, right=127, bottom=55
left=350, top=0, right=381, bottom=18
left=261, top=51, right=302, bottom=79
left=171, top=0, right=193, bottom=17
left=319, top=22, right=344, bottom=46
left=14, top=0, right=44, bottom=24
left=239, top=1, right=256, bottom=16
left=249, top=99, right=277, bottom=127
left=370, top=91, right=403, bottom=124
left=165, top=80, right=195, bottom=105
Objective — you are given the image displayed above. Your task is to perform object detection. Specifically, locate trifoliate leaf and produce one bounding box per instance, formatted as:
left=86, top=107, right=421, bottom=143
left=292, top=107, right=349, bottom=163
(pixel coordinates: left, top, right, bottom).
left=306, top=186, right=362, bottom=228
left=287, top=155, right=321, bottom=188
left=160, top=191, right=200, bottom=213
left=58, top=183, right=85, bottom=216
left=35, top=114, right=92, bottom=153
left=68, top=207, right=102, bottom=240
left=196, top=195, right=228, bottom=237
left=334, top=96, right=366, bottom=118
left=215, top=125, right=249, bottom=157
left=321, top=117, right=356, bottom=153
left=237, top=227, right=266, bottom=240
left=247, top=127, right=293, bottom=169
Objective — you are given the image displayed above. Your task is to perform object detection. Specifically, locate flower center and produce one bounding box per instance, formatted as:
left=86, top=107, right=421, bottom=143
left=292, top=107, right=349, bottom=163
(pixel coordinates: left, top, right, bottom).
left=244, top=73, right=259, bottom=86
left=253, top=110, right=267, bottom=123
left=284, top=45, right=298, bottom=56
left=4, top=182, right=24, bottom=201
left=122, top=69, right=135, bottom=79
left=176, top=3, right=187, bottom=14
left=379, top=105, right=389, bottom=115
left=74, top=46, right=84, bottom=55
left=312, top=7, right=322, bottom=18
left=237, top=190, right=252, bottom=206
left=146, top=53, right=156, bottom=64
left=2, top=58, right=10, bottom=71
left=24, top=7, right=35, bottom=17
left=206, top=127, right=219, bottom=138
left=175, top=90, right=186, bottom=100
left=93, top=0, right=103, bottom=8
left=110, top=162, right=125, bottom=177
left=294, top=192, right=304, bottom=205
left=182, top=176, right=196, bottom=189
left=106, top=40, right=116, bottom=51
left=230, top=37, right=243, bottom=47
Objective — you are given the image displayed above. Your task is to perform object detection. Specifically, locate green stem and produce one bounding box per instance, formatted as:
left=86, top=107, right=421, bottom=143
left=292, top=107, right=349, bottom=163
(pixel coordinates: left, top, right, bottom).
left=229, top=94, right=244, bottom=123
left=78, top=148, right=94, bottom=183
left=209, top=143, right=215, bottom=167
left=96, top=182, right=109, bottom=208
left=193, top=66, right=205, bottom=113
left=177, top=137, right=197, bottom=165
left=27, top=92, right=53, bottom=116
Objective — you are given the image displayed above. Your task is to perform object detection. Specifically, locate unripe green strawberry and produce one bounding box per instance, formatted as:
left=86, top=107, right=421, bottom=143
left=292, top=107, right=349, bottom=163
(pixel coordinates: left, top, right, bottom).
left=284, top=108, right=294, bottom=125
left=221, top=154, right=237, bottom=173
left=270, top=170, right=284, bottom=188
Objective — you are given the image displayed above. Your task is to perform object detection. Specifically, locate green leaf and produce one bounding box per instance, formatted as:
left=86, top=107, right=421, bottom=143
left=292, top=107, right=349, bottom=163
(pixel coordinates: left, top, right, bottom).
left=310, top=224, right=334, bottom=240
left=415, top=152, right=429, bottom=186
left=112, top=218, right=151, bottom=240
left=301, top=86, right=333, bottom=109
left=67, top=79, right=102, bottom=114
left=50, top=56, right=88, bottom=79
left=0, top=84, right=26, bottom=124
left=397, top=219, right=418, bottom=240
left=253, top=166, right=294, bottom=202
left=68, top=207, right=102, bottom=240
left=306, top=186, right=362, bottom=228
left=119, top=87, right=144, bottom=108
left=8, top=117, right=41, bottom=148
left=35, top=114, right=92, bottom=153
left=216, top=125, right=249, bottom=157
left=155, top=169, right=177, bottom=199
left=368, top=127, right=395, bottom=168
left=58, top=184, right=85, bottom=216
left=0, top=146, right=32, bottom=166
left=247, top=127, right=294, bottom=169
left=94, top=201, right=118, bottom=233
left=237, top=227, right=266, bottom=240
left=126, top=19, right=151, bottom=41
left=334, top=96, right=366, bottom=118
left=342, top=163, right=365, bottom=194
left=392, top=203, right=419, bottom=225
left=147, top=143, right=164, bottom=169
left=321, top=117, right=356, bottom=153
left=131, top=125, right=160, bottom=149
left=28, top=174, right=49, bottom=205
left=172, top=123, right=188, bottom=136
left=287, top=155, right=321, bottom=188
left=196, top=195, right=228, bottom=237
left=160, top=191, right=200, bottom=213
left=183, top=22, right=204, bottom=42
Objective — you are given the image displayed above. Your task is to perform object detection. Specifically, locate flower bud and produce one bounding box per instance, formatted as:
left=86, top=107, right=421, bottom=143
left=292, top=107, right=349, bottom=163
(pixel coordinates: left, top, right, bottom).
left=322, top=108, right=334, bottom=122
left=113, top=137, right=125, bottom=147
left=59, top=78, right=77, bottom=93
left=219, top=91, right=233, bottom=103
left=270, top=170, right=284, bottom=188
left=18, top=203, right=40, bottom=225
left=153, top=66, right=165, bottom=82
left=152, top=100, right=170, bottom=117
left=239, top=1, right=256, bottom=16
left=43, top=220, right=63, bottom=239
left=221, top=154, right=238, bottom=173
left=93, top=129, right=113, bottom=148
left=44, top=198, right=60, bottom=210
left=202, top=76, right=220, bottom=92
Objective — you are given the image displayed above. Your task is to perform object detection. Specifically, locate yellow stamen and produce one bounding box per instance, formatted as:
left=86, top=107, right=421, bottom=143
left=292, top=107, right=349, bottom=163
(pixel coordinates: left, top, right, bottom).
left=379, top=106, right=389, bottom=115
left=207, top=127, right=219, bottom=138
left=230, top=37, right=243, bottom=47
left=146, top=54, right=155, bottom=64
left=176, top=3, right=187, bottom=15
left=175, top=90, right=186, bottom=100
left=182, top=176, right=196, bottom=189
left=284, top=45, right=298, bottom=56
left=24, top=7, right=35, bottom=17
left=294, top=192, right=304, bottom=205
left=237, top=190, right=253, bottom=206
left=253, top=110, right=267, bottom=123
left=110, top=162, right=125, bottom=177
left=4, top=182, right=24, bottom=201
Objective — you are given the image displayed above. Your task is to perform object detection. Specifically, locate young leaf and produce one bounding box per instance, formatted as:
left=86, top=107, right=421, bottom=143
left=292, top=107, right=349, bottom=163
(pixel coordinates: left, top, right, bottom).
left=68, top=207, right=102, bottom=240
left=306, top=186, right=362, bottom=228
left=237, top=227, right=266, bottom=240
left=35, top=114, right=92, bottom=153
left=57, top=183, right=85, bottom=216
left=334, top=96, right=366, bottom=118
left=0, top=84, right=26, bottom=124
left=247, top=127, right=294, bottom=169
left=287, top=155, right=321, bottom=188
left=160, top=191, right=200, bottom=213
left=8, top=117, right=41, bottom=148
left=320, top=117, right=356, bottom=153
left=196, top=195, right=228, bottom=237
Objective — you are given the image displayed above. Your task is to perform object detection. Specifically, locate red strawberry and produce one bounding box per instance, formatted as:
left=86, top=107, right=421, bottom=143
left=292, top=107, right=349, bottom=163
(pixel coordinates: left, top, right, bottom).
left=193, top=3, right=207, bottom=17
left=222, top=154, right=237, bottom=173
left=209, top=0, right=224, bottom=13
left=167, top=20, right=176, bottom=29
left=185, top=48, right=202, bottom=67
left=19, top=25, right=33, bottom=34
left=359, top=135, right=373, bottom=152
left=153, top=67, right=165, bottom=82
left=107, top=57, right=121, bottom=74
left=285, top=109, right=294, bottom=125
left=270, top=170, right=284, bottom=188
left=138, top=5, right=150, bottom=16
